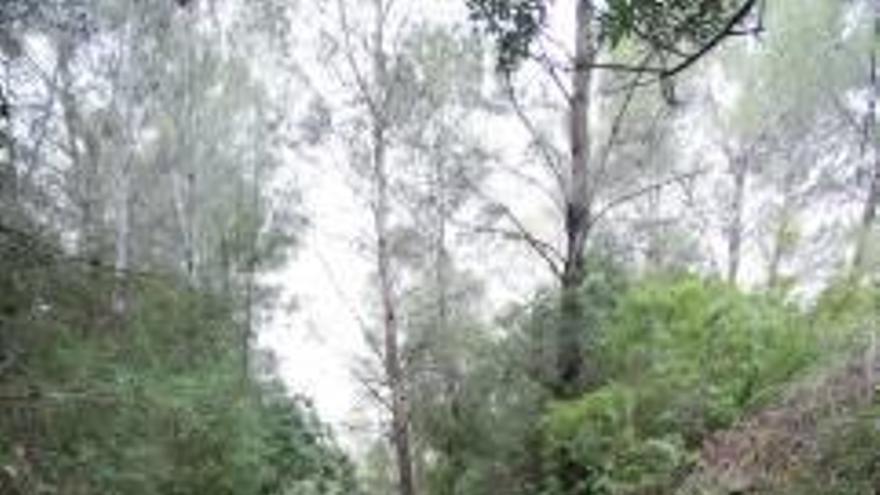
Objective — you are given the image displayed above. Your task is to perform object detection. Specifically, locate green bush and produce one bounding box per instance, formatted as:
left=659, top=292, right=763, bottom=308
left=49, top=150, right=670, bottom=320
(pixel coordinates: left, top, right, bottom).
left=811, top=277, right=880, bottom=344
left=543, top=273, right=818, bottom=495
left=0, top=254, right=356, bottom=495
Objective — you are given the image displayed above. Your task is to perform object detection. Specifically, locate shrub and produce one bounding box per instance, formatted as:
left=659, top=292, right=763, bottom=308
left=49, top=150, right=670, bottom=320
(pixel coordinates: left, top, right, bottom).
left=543, top=273, right=818, bottom=494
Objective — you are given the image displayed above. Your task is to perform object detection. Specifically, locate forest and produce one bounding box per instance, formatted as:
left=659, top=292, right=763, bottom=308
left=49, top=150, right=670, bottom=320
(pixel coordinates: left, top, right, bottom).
left=2, top=0, right=880, bottom=494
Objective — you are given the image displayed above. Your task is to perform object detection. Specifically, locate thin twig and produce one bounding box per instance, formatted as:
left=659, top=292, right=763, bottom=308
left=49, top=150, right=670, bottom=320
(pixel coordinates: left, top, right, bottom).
left=459, top=177, right=563, bottom=279
left=501, top=73, right=566, bottom=193
left=592, top=168, right=708, bottom=226
left=595, top=52, right=655, bottom=185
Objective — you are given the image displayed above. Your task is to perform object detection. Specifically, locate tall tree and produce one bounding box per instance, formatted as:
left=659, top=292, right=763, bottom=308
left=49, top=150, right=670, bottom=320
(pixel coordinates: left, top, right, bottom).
left=327, top=0, right=418, bottom=492
left=465, top=0, right=763, bottom=399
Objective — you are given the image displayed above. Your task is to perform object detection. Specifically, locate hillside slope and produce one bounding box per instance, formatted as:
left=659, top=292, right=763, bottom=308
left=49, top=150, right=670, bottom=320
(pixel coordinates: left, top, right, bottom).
left=679, top=335, right=880, bottom=494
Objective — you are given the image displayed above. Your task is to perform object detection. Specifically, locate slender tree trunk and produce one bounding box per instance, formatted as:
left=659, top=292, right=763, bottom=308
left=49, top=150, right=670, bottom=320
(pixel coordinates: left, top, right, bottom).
left=57, top=35, right=107, bottom=327
left=727, top=154, right=747, bottom=286
left=645, top=187, right=663, bottom=268
left=435, top=155, right=449, bottom=335
left=853, top=6, right=880, bottom=276
left=553, top=3, right=597, bottom=494
left=0, top=61, right=15, bottom=208
left=58, top=37, right=102, bottom=262
left=172, top=170, right=198, bottom=281
left=369, top=2, right=415, bottom=494
left=433, top=151, right=462, bottom=495
left=563, top=0, right=595, bottom=292
left=243, top=256, right=254, bottom=382
left=375, top=121, right=416, bottom=495
left=767, top=222, right=787, bottom=290
left=112, top=4, right=138, bottom=318
left=242, top=152, right=259, bottom=385
left=113, top=164, right=131, bottom=315
left=767, top=175, right=794, bottom=290
left=176, top=19, right=198, bottom=285
left=557, top=0, right=596, bottom=399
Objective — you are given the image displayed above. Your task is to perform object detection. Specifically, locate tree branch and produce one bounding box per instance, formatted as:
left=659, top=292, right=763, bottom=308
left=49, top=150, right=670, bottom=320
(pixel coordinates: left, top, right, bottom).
left=595, top=53, right=655, bottom=184
left=459, top=178, right=563, bottom=279
left=592, top=168, right=708, bottom=226
left=663, top=0, right=759, bottom=79
left=337, top=0, right=382, bottom=121
left=574, top=0, right=760, bottom=80
left=501, top=74, right=566, bottom=193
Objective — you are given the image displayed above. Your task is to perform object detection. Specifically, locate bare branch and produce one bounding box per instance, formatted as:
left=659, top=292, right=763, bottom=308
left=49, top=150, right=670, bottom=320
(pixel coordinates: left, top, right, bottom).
left=458, top=177, right=563, bottom=279
left=351, top=368, right=394, bottom=413
left=531, top=36, right=571, bottom=101
left=453, top=218, right=563, bottom=262
left=501, top=73, right=566, bottom=193
left=495, top=160, right=565, bottom=214
left=337, top=0, right=382, bottom=120
left=593, top=168, right=708, bottom=226
left=595, top=53, right=655, bottom=184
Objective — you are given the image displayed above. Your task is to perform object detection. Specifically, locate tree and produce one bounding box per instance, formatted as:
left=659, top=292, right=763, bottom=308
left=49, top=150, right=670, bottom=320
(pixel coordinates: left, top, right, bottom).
left=320, top=1, right=420, bottom=492
left=463, top=0, right=763, bottom=398
left=458, top=3, right=766, bottom=494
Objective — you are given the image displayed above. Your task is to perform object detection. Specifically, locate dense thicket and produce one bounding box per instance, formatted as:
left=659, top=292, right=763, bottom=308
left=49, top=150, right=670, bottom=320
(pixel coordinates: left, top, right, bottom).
left=0, top=235, right=355, bottom=494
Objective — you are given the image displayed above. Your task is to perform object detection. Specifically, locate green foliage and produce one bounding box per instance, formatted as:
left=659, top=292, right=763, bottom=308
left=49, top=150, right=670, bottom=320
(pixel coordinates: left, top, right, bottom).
left=600, top=0, right=743, bottom=50
left=542, top=273, right=818, bottom=494
left=546, top=384, right=690, bottom=494
left=257, top=385, right=358, bottom=495
left=401, top=257, right=627, bottom=495
left=465, top=0, right=755, bottom=71
left=0, top=235, right=356, bottom=495
left=812, top=278, right=880, bottom=331
left=606, top=275, right=817, bottom=418
left=465, top=0, right=546, bottom=71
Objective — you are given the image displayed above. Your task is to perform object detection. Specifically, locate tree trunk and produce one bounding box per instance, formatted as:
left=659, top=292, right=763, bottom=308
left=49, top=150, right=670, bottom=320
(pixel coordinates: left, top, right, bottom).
left=557, top=0, right=596, bottom=399
left=113, top=163, right=131, bottom=316
left=242, top=148, right=260, bottom=385
left=645, top=188, right=663, bottom=268
left=727, top=153, right=747, bottom=286
left=435, top=155, right=449, bottom=337
left=375, top=122, right=416, bottom=495
left=767, top=174, right=794, bottom=290
left=176, top=22, right=198, bottom=285
left=766, top=219, right=787, bottom=291
left=57, top=37, right=102, bottom=262
left=434, top=148, right=462, bottom=495
left=172, top=169, right=198, bottom=282
left=370, top=2, right=415, bottom=494
left=0, top=61, right=15, bottom=207
left=552, top=3, right=597, bottom=494
left=853, top=6, right=880, bottom=277
left=112, top=5, right=137, bottom=318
